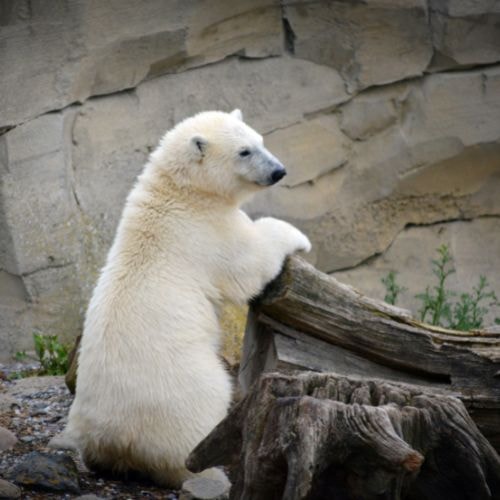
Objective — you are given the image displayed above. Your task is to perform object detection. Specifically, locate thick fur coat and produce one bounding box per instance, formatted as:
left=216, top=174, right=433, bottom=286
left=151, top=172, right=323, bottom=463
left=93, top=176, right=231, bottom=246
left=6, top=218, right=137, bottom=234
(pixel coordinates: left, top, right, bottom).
left=64, top=110, right=311, bottom=487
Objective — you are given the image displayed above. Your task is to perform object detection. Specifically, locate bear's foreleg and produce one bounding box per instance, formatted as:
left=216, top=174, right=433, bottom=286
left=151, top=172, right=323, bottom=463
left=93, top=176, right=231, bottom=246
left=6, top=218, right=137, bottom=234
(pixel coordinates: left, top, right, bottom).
left=218, top=216, right=310, bottom=304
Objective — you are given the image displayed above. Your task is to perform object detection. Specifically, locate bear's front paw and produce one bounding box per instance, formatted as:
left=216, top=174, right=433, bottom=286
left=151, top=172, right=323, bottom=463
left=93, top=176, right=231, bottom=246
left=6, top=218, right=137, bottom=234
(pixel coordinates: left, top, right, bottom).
left=256, top=217, right=312, bottom=255
left=294, top=231, right=312, bottom=254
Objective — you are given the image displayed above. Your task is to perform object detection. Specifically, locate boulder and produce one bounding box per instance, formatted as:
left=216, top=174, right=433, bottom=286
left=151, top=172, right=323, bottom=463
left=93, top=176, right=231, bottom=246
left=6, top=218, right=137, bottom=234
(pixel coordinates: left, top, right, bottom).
left=9, top=451, right=80, bottom=494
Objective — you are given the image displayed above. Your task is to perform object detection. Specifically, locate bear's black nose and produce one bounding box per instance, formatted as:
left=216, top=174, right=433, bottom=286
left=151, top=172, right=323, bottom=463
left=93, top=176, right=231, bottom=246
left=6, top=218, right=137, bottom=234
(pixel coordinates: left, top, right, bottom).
left=270, top=168, right=287, bottom=184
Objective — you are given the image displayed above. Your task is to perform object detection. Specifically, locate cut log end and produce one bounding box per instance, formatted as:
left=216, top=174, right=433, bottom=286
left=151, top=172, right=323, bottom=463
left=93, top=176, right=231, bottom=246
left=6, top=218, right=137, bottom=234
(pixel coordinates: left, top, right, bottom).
left=402, top=452, right=424, bottom=472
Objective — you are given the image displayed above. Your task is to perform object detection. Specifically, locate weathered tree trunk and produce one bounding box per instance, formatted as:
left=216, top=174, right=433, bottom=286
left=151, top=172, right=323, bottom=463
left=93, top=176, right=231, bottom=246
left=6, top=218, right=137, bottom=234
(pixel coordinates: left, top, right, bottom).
left=188, top=258, right=500, bottom=498
left=187, top=372, right=500, bottom=500
left=239, top=256, right=500, bottom=453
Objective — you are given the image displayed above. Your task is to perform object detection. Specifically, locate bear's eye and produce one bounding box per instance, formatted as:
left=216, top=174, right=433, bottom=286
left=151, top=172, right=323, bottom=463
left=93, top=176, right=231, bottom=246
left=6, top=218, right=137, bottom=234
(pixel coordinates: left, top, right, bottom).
left=239, top=149, right=251, bottom=158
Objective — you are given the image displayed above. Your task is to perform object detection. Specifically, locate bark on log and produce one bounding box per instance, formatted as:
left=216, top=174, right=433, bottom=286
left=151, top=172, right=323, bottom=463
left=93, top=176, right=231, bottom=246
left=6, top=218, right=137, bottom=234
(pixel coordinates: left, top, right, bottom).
left=238, top=256, right=500, bottom=453
left=187, top=372, right=500, bottom=500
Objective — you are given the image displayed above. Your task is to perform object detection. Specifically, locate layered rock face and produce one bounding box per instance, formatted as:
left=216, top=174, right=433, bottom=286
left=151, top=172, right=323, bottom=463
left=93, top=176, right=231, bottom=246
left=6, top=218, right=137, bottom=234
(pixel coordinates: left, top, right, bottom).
left=1, top=0, right=499, bottom=358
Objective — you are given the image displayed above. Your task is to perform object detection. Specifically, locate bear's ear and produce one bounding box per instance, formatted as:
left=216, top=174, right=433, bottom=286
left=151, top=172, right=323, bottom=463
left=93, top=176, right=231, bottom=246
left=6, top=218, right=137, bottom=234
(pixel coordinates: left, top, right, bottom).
left=230, top=109, right=243, bottom=121
left=190, top=135, right=208, bottom=160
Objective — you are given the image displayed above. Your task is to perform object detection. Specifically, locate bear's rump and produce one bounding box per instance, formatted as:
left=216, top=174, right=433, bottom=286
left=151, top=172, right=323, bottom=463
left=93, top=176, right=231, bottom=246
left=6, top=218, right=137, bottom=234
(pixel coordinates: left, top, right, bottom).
left=71, top=348, right=231, bottom=475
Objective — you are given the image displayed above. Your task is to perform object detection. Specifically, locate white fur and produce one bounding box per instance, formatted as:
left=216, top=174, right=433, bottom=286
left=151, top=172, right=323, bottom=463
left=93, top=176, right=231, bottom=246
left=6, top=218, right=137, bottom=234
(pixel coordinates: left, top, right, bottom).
left=64, top=110, right=311, bottom=487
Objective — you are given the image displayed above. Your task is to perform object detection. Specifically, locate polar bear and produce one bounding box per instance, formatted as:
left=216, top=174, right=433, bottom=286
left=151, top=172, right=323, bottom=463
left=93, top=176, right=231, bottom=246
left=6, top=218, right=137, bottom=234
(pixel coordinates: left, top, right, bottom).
left=64, top=109, right=311, bottom=487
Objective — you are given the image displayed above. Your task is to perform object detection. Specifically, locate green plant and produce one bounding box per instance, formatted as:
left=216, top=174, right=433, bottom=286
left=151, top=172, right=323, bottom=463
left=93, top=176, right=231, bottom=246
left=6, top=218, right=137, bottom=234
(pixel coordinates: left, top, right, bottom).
left=33, top=333, right=69, bottom=375
left=414, top=245, right=498, bottom=330
left=6, top=369, right=35, bottom=381
left=381, top=270, right=407, bottom=305
left=381, top=245, right=500, bottom=331
left=381, top=245, right=499, bottom=331
left=415, top=244, right=456, bottom=327
left=14, top=350, right=27, bottom=361
left=448, top=276, right=499, bottom=331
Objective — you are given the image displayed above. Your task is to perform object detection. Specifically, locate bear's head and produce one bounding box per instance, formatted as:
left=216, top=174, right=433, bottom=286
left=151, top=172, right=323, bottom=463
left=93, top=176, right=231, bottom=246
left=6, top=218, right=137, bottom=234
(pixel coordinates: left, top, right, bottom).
left=150, top=110, right=286, bottom=202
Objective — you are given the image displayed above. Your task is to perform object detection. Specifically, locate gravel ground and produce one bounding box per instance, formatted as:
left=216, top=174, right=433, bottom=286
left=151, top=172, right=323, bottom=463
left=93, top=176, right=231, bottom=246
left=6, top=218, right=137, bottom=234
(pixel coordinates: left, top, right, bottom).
left=0, top=362, right=179, bottom=499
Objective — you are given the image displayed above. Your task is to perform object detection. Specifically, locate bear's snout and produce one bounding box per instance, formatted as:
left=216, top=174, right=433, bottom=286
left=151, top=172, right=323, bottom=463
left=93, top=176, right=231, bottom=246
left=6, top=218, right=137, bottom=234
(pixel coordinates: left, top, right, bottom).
left=270, top=167, right=287, bottom=184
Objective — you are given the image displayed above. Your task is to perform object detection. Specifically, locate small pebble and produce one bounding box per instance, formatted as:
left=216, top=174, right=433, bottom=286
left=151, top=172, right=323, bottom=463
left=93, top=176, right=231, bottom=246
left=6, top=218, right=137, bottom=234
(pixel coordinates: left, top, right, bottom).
left=0, top=478, right=21, bottom=499
left=0, top=427, right=17, bottom=452
left=180, top=477, right=229, bottom=500
left=74, top=495, right=104, bottom=500
left=19, top=436, right=35, bottom=443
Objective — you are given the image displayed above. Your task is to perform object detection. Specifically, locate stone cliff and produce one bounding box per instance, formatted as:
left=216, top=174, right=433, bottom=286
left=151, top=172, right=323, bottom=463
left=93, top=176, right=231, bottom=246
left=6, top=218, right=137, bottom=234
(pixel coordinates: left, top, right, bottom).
left=1, top=0, right=499, bottom=359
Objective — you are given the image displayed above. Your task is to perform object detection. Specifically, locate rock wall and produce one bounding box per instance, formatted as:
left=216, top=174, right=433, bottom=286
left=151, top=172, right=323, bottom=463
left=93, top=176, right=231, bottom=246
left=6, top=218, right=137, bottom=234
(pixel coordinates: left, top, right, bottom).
left=1, top=0, right=499, bottom=359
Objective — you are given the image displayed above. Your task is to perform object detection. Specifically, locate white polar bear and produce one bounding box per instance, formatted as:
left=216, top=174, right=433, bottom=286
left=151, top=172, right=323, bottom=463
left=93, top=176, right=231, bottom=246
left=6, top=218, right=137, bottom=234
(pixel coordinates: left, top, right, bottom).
left=64, top=109, right=311, bottom=487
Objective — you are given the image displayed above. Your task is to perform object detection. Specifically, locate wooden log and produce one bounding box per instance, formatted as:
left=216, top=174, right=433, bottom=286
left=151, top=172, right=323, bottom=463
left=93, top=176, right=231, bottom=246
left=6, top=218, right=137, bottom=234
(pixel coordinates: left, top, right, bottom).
left=187, top=372, right=500, bottom=500
left=65, top=334, right=81, bottom=394
left=238, top=256, right=500, bottom=453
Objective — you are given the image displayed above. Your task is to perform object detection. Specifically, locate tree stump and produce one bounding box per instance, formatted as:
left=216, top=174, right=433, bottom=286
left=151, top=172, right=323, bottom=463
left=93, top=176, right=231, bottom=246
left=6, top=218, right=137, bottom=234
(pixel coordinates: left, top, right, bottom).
left=187, top=372, right=500, bottom=500
left=239, top=256, right=500, bottom=453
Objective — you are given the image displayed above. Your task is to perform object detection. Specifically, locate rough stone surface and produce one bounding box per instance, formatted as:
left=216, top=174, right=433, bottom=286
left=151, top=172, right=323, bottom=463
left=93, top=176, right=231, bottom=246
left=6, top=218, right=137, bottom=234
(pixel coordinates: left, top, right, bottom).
left=0, top=393, right=17, bottom=414
left=6, top=375, right=69, bottom=399
left=429, top=0, right=500, bottom=71
left=338, top=88, right=399, bottom=141
left=284, top=0, right=433, bottom=92
left=180, top=477, right=229, bottom=500
left=0, top=478, right=21, bottom=499
left=70, top=55, right=348, bottom=247
left=9, top=451, right=80, bottom=494
left=0, top=0, right=283, bottom=128
left=246, top=66, right=500, bottom=274
left=334, top=218, right=500, bottom=326
left=264, top=115, right=350, bottom=188
left=0, top=426, right=17, bottom=451
left=1, top=1, right=500, bottom=357
left=0, top=55, right=348, bottom=359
